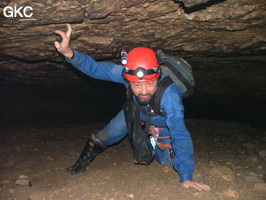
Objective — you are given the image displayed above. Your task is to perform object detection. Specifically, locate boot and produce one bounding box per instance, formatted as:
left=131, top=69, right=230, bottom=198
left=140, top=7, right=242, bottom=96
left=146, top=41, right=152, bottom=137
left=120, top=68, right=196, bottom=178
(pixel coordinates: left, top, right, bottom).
left=67, top=135, right=105, bottom=173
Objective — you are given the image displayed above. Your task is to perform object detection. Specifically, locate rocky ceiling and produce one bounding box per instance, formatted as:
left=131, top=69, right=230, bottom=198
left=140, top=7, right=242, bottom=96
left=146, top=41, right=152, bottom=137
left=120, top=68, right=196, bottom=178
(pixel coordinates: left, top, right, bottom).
left=1, top=0, right=265, bottom=60
left=0, top=0, right=265, bottom=86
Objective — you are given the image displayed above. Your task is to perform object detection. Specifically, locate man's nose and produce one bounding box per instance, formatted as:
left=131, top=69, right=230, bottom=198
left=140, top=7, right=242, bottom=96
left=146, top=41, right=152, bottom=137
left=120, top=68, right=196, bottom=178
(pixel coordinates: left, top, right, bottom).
left=140, top=85, right=147, bottom=94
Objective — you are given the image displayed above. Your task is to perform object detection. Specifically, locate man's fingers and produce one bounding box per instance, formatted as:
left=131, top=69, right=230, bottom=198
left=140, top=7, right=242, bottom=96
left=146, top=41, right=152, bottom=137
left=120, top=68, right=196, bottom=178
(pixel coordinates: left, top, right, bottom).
left=53, top=24, right=72, bottom=56
left=200, top=183, right=211, bottom=191
left=181, top=180, right=211, bottom=191
left=66, top=23, right=72, bottom=38
left=54, top=30, right=67, bottom=40
left=191, top=184, right=202, bottom=191
left=54, top=41, right=60, bottom=49
left=55, top=24, right=71, bottom=39
left=193, top=182, right=211, bottom=191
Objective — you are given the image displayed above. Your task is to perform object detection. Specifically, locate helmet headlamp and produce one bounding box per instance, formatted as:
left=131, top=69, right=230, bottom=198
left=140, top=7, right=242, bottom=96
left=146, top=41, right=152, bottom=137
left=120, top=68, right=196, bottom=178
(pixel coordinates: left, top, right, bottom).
left=121, top=57, right=128, bottom=65
left=121, top=50, right=128, bottom=65
left=136, top=68, right=145, bottom=79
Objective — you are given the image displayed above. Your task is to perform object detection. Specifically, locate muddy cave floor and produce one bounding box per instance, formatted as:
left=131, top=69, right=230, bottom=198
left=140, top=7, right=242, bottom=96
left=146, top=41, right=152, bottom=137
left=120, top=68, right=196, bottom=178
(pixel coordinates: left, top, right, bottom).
left=0, top=86, right=266, bottom=200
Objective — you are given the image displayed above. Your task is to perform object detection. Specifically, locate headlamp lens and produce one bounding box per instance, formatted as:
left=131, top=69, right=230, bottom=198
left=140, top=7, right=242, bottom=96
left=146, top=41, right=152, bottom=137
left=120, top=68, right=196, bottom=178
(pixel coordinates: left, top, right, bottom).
left=136, top=70, right=144, bottom=78
left=121, top=58, right=128, bottom=65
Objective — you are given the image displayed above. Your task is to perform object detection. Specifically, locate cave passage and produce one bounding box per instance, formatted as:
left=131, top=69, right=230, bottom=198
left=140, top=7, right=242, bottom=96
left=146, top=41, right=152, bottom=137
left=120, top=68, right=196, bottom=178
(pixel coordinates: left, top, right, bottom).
left=1, top=59, right=265, bottom=132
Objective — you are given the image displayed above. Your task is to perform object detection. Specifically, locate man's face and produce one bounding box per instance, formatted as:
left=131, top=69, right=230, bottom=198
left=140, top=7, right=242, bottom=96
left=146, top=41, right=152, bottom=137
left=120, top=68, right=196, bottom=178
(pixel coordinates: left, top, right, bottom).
left=130, top=79, right=158, bottom=105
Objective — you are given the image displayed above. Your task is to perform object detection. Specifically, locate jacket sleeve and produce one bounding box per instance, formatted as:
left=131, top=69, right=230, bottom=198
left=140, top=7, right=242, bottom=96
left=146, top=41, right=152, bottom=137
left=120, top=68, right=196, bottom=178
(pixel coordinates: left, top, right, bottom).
left=161, top=84, right=195, bottom=182
left=65, top=50, right=125, bottom=84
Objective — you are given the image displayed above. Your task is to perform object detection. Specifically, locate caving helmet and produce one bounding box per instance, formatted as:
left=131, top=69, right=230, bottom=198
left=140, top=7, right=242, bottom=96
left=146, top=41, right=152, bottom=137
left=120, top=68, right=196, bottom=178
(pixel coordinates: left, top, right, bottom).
left=122, top=47, right=161, bottom=82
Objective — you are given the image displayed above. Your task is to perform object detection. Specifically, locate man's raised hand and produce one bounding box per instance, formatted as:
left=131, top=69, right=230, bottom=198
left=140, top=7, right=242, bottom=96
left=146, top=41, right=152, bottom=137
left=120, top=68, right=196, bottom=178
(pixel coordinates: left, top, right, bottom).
left=54, top=24, right=73, bottom=59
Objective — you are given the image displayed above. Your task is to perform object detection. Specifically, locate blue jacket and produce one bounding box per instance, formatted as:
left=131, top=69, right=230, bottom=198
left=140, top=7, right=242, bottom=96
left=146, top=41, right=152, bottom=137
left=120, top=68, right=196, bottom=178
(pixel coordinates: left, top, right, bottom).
left=66, top=50, right=195, bottom=182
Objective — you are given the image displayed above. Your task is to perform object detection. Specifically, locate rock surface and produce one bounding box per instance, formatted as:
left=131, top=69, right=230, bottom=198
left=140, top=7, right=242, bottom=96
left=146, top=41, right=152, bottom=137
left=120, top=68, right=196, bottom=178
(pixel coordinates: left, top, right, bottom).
left=0, top=0, right=265, bottom=62
left=1, top=0, right=265, bottom=106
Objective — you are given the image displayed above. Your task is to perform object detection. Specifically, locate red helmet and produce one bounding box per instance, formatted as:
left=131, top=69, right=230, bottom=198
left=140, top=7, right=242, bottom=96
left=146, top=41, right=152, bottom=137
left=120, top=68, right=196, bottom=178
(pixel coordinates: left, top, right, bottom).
left=122, top=47, right=161, bottom=82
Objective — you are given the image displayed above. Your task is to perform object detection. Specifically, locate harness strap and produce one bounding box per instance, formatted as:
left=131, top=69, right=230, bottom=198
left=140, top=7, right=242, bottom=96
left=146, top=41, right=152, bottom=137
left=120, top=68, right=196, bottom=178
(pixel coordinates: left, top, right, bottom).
left=144, top=106, right=152, bottom=133
left=148, top=125, right=171, bottom=151
left=148, top=126, right=170, bottom=139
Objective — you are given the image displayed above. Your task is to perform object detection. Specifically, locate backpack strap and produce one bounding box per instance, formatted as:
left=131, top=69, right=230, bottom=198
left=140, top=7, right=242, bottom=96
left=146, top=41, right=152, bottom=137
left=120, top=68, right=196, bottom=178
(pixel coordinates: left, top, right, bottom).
left=149, top=76, right=173, bottom=116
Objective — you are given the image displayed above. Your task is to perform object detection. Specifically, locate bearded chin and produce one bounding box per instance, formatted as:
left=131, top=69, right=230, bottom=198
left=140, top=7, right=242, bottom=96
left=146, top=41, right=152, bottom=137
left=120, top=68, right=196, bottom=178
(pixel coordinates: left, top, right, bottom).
left=136, top=94, right=153, bottom=105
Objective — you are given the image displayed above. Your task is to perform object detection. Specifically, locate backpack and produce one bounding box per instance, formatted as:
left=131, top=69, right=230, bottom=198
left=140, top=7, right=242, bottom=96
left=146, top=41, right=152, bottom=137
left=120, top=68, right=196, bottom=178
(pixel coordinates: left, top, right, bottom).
left=156, top=50, right=195, bottom=98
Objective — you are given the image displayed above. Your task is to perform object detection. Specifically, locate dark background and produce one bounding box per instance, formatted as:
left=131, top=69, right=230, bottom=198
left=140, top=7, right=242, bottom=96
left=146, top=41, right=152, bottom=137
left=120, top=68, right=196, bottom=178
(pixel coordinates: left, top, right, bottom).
left=1, top=59, right=265, bottom=133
